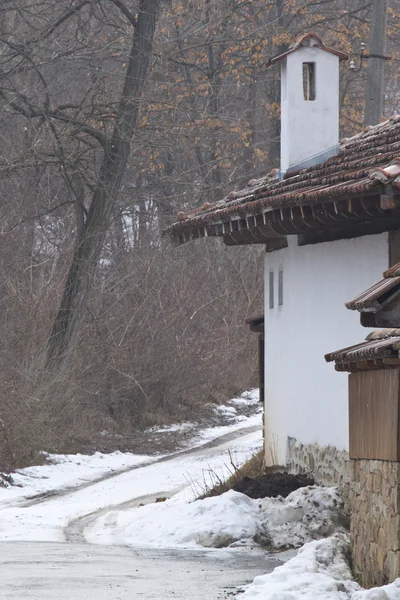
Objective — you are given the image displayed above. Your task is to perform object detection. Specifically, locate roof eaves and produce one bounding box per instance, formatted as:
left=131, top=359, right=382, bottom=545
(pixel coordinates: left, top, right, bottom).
left=345, top=277, right=400, bottom=312
left=269, top=33, right=348, bottom=64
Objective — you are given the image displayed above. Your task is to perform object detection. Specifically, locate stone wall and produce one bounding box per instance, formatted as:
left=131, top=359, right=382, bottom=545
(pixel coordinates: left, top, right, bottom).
left=350, top=459, right=400, bottom=587
left=287, top=437, right=350, bottom=514
left=286, top=438, right=400, bottom=587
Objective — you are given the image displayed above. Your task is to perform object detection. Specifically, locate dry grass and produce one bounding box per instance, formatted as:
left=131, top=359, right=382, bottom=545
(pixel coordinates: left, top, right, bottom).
left=198, top=449, right=265, bottom=499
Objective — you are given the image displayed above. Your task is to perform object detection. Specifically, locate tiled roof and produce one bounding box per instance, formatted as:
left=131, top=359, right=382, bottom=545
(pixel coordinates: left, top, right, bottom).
left=383, top=262, right=400, bottom=278
left=325, top=329, right=400, bottom=371
left=166, top=115, right=400, bottom=245
left=269, top=33, right=348, bottom=64
left=345, top=260, right=400, bottom=328
left=345, top=276, right=400, bottom=312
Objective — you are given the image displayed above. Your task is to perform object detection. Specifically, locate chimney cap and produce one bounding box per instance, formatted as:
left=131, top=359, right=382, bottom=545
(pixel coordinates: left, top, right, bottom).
left=269, top=32, right=348, bottom=65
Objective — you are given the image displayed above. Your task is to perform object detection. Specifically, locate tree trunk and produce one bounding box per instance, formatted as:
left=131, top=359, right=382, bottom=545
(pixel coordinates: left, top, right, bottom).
left=45, top=0, right=160, bottom=369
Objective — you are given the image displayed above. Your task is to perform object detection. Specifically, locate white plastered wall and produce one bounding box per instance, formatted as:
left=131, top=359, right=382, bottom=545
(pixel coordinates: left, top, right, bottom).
left=264, top=233, right=389, bottom=466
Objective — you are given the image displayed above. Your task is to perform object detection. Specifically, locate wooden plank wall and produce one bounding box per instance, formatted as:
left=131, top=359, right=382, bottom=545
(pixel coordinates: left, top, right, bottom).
left=349, top=369, right=400, bottom=460
left=389, top=229, right=400, bottom=266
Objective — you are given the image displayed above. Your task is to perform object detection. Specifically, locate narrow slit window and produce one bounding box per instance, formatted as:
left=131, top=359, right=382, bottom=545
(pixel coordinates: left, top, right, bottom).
left=278, top=270, right=283, bottom=306
left=281, top=62, right=287, bottom=101
left=303, top=62, right=316, bottom=101
left=269, top=271, right=274, bottom=309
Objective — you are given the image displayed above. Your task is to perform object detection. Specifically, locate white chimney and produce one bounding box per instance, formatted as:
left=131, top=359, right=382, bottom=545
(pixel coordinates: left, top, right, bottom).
left=271, top=33, right=348, bottom=176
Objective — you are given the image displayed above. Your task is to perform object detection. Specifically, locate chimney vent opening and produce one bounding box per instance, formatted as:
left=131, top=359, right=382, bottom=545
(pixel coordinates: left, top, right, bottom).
left=302, top=62, right=316, bottom=101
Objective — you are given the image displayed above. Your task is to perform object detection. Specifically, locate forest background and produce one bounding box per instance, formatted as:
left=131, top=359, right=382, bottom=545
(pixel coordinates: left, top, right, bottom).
left=0, top=0, right=397, bottom=470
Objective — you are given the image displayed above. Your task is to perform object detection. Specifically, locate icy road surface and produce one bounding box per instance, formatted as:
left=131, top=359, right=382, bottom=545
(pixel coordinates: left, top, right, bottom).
left=0, top=541, right=284, bottom=600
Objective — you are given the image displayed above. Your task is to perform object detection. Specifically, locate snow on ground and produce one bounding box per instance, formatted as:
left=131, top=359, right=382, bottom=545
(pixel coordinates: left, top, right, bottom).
left=148, top=408, right=261, bottom=447
left=0, top=452, right=152, bottom=507
left=239, top=536, right=400, bottom=600
left=149, top=389, right=262, bottom=446
left=3, top=387, right=399, bottom=600
left=239, top=535, right=361, bottom=599
left=194, top=410, right=260, bottom=442
left=86, top=489, right=258, bottom=549
left=352, top=580, right=400, bottom=599
left=0, top=430, right=261, bottom=542
left=146, top=422, right=194, bottom=433
left=213, top=404, right=238, bottom=418
left=260, top=485, right=343, bottom=549
left=0, top=389, right=261, bottom=509
left=229, top=389, right=260, bottom=406
left=85, top=485, right=341, bottom=550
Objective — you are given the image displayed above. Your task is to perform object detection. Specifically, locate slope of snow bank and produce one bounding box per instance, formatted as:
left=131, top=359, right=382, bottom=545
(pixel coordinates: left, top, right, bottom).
left=87, top=489, right=258, bottom=549
left=239, top=536, right=400, bottom=600
left=352, top=580, right=400, bottom=600
left=262, top=485, right=343, bottom=548
left=85, top=485, right=341, bottom=549
left=239, top=535, right=360, bottom=599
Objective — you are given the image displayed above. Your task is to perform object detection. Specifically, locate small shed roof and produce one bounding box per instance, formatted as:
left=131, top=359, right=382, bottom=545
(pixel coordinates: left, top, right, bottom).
left=166, top=116, right=400, bottom=248
left=345, top=260, right=400, bottom=328
left=325, top=329, right=400, bottom=372
left=345, top=276, right=400, bottom=313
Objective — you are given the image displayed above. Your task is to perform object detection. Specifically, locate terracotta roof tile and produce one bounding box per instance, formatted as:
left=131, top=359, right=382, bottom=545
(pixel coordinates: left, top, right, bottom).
left=345, top=277, right=400, bottom=312
left=166, top=115, right=400, bottom=240
left=325, top=329, right=400, bottom=364
left=269, top=33, right=348, bottom=64
left=383, top=262, right=400, bottom=278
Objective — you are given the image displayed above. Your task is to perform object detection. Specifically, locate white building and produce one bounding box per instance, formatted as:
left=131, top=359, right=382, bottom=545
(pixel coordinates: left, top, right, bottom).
left=167, top=33, right=400, bottom=483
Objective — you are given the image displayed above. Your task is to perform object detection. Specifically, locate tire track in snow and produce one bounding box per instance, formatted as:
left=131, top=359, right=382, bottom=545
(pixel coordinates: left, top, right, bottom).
left=64, top=490, right=179, bottom=543
left=64, top=425, right=261, bottom=544
left=21, top=424, right=259, bottom=509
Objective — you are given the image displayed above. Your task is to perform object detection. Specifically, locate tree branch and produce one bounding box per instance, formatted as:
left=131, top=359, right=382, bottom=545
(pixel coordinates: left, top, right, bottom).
left=108, top=0, right=137, bottom=27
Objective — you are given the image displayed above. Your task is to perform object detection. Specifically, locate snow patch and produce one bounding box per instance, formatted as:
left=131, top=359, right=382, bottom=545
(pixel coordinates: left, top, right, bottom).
left=0, top=430, right=261, bottom=541
left=230, top=390, right=260, bottom=406
left=213, top=405, right=238, bottom=418
left=0, top=452, right=152, bottom=508
left=261, top=485, right=343, bottom=549
left=86, top=489, right=258, bottom=549
left=239, top=535, right=360, bottom=599
left=352, top=580, right=400, bottom=600
left=86, top=485, right=342, bottom=550
left=195, top=411, right=261, bottom=444
left=145, top=422, right=194, bottom=433
left=0, top=388, right=262, bottom=509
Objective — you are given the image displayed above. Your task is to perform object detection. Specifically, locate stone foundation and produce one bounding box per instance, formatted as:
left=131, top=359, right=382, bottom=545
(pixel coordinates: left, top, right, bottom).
left=287, top=437, right=350, bottom=514
left=286, top=439, right=400, bottom=586
left=350, top=459, right=400, bottom=587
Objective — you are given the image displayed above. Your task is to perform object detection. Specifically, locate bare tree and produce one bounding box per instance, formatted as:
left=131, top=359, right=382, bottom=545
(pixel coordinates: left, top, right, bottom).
left=46, top=0, right=161, bottom=367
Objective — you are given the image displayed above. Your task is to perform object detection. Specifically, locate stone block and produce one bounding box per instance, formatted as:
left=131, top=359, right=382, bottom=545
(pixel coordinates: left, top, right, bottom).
left=353, top=544, right=364, bottom=574
left=385, top=550, right=400, bottom=582
left=377, top=546, right=386, bottom=576
left=387, top=517, right=400, bottom=551
left=378, top=527, right=387, bottom=551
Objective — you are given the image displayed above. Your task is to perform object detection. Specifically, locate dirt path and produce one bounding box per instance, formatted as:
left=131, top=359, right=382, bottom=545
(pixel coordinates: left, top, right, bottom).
left=22, top=423, right=260, bottom=509
left=64, top=425, right=261, bottom=544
